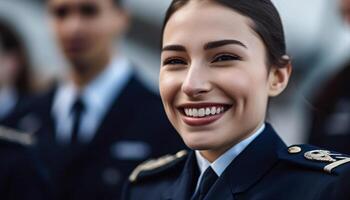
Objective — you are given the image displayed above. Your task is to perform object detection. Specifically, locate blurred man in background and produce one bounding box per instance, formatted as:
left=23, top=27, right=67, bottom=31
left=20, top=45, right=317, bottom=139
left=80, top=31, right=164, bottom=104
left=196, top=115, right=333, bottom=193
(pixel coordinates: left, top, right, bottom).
left=6, top=0, right=184, bottom=199
left=308, top=0, right=350, bottom=153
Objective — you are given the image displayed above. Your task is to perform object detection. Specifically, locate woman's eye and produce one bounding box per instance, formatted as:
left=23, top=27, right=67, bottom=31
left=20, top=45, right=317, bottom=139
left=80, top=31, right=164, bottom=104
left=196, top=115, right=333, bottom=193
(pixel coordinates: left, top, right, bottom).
left=163, top=58, right=187, bottom=66
left=212, top=54, right=241, bottom=63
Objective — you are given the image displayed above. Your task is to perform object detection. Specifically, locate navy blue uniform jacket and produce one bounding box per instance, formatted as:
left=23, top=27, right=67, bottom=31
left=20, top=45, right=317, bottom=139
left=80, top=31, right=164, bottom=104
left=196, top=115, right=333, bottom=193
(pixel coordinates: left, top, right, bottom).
left=3, top=75, right=185, bottom=200
left=0, top=127, right=52, bottom=200
left=123, top=123, right=350, bottom=200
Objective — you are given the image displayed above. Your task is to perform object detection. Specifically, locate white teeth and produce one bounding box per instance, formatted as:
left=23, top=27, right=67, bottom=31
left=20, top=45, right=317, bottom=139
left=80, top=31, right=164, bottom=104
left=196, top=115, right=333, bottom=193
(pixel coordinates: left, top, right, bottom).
left=216, top=107, right=224, bottom=114
left=192, top=109, right=198, bottom=117
left=206, top=108, right=211, bottom=115
left=198, top=108, right=205, bottom=117
left=211, top=107, right=216, bottom=115
left=183, top=106, right=227, bottom=118
left=185, top=109, right=189, bottom=116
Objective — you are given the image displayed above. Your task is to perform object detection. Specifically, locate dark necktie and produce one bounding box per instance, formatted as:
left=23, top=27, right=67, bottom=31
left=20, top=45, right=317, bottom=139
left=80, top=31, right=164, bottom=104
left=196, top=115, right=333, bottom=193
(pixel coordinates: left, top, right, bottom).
left=192, top=167, right=219, bottom=200
left=70, top=97, right=85, bottom=145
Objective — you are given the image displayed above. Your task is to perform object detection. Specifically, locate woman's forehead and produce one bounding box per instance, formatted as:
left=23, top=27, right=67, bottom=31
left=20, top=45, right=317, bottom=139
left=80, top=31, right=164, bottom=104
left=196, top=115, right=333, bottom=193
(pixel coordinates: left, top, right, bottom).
left=162, top=1, right=262, bottom=51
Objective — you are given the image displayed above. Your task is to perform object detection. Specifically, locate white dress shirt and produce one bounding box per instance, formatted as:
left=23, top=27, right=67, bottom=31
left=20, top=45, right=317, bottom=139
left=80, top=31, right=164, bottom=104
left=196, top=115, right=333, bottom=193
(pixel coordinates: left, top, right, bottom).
left=52, top=56, right=132, bottom=144
left=194, top=123, right=266, bottom=194
left=0, top=86, right=18, bottom=120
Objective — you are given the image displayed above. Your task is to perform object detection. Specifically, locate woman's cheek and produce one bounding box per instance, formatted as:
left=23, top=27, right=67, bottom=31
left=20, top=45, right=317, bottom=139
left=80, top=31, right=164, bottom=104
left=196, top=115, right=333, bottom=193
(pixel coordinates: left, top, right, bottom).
left=160, top=72, right=180, bottom=114
left=160, top=72, right=183, bottom=98
left=216, top=70, right=252, bottom=96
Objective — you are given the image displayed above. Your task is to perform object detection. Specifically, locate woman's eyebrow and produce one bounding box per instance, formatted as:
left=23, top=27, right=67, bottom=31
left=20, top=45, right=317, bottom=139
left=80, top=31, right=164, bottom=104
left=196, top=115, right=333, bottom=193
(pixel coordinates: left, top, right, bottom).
left=162, top=45, right=186, bottom=52
left=204, top=39, right=247, bottom=50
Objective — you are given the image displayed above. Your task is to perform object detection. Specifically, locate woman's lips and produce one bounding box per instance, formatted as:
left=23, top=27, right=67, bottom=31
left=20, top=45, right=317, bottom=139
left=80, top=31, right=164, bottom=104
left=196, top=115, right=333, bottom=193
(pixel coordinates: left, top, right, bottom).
left=182, top=113, right=225, bottom=126
left=177, top=103, right=231, bottom=126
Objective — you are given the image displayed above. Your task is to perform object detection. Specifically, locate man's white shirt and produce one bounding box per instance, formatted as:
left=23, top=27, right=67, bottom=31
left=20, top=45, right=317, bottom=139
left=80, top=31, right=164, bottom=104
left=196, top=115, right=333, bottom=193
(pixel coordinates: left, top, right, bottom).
left=52, top=56, right=132, bottom=144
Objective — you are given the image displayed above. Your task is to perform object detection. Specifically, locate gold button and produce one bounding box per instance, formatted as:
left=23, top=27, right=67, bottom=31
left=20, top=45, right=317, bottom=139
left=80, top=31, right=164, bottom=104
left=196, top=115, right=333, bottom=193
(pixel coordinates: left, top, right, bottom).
left=288, top=146, right=301, bottom=154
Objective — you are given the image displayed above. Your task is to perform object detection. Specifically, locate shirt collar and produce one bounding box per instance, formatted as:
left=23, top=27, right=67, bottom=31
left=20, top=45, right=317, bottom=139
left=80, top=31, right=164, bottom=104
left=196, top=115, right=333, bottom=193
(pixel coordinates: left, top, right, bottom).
left=52, top=55, right=132, bottom=127
left=195, top=123, right=266, bottom=176
left=82, top=55, right=132, bottom=111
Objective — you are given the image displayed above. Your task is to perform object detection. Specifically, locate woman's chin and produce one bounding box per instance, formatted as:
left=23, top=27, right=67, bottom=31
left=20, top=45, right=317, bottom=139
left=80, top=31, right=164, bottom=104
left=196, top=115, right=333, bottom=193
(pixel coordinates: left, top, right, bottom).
left=183, top=139, right=213, bottom=151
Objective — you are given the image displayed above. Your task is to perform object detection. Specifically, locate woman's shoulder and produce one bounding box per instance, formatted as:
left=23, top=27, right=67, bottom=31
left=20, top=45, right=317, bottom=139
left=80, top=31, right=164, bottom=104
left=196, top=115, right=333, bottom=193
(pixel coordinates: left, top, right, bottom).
left=230, top=139, right=350, bottom=198
left=128, top=150, right=188, bottom=182
left=122, top=150, right=188, bottom=199
left=233, top=143, right=350, bottom=199
left=278, top=144, right=350, bottom=175
left=270, top=144, right=350, bottom=199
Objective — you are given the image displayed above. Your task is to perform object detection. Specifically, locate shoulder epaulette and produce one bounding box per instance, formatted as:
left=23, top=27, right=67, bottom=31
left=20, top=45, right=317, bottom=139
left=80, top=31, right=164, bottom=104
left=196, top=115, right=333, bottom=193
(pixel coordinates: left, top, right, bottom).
left=129, top=150, right=188, bottom=183
left=0, top=126, right=35, bottom=146
left=279, top=144, right=350, bottom=175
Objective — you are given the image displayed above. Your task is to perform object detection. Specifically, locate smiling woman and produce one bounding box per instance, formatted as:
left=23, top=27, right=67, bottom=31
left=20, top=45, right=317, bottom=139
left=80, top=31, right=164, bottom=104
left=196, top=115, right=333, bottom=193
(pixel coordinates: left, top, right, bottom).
left=159, top=0, right=291, bottom=162
left=122, top=0, right=350, bottom=200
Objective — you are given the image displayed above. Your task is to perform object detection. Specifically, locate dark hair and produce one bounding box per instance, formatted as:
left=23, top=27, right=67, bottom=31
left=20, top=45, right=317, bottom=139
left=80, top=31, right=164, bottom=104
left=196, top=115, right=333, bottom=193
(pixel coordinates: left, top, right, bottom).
left=161, top=0, right=289, bottom=68
left=0, top=20, right=32, bottom=94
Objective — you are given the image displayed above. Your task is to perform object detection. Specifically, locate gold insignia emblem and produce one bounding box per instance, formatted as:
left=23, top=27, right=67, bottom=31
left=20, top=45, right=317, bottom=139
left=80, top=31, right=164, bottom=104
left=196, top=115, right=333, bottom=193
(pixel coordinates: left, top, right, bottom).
left=304, top=150, right=338, bottom=162
left=129, top=150, right=188, bottom=182
left=304, top=150, right=350, bottom=173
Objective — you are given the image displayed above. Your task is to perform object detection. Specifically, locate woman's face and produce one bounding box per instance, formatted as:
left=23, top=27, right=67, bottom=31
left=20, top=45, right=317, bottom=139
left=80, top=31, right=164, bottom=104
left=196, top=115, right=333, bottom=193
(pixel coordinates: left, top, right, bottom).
left=160, top=0, right=289, bottom=161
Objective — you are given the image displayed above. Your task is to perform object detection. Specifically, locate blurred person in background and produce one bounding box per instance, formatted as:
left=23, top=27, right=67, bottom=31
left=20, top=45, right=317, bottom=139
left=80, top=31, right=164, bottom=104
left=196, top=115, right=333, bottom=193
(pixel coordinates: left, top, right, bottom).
left=341, top=0, right=350, bottom=24
left=7, top=0, right=184, bottom=199
left=0, top=126, right=52, bottom=200
left=0, top=20, right=35, bottom=125
left=308, top=0, right=350, bottom=153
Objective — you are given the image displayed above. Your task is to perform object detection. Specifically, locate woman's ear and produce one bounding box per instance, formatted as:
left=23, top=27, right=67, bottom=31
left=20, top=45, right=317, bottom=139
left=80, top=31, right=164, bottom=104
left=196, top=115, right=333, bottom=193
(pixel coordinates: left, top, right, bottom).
left=268, top=61, right=292, bottom=97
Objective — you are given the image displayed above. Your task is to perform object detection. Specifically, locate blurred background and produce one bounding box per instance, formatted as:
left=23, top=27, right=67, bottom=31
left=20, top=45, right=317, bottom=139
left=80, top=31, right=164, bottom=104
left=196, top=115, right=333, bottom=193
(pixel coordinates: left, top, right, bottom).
left=1, top=0, right=350, bottom=145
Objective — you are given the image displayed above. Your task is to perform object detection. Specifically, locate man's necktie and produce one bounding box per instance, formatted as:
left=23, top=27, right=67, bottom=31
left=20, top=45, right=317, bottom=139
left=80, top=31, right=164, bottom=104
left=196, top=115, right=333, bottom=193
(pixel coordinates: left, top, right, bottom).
left=70, top=97, right=85, bottom=145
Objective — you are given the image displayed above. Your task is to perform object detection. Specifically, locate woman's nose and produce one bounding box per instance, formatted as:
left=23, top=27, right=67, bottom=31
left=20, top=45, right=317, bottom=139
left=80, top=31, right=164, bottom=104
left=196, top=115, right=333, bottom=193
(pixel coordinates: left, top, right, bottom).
left=181, top=64, right=212, bottom=98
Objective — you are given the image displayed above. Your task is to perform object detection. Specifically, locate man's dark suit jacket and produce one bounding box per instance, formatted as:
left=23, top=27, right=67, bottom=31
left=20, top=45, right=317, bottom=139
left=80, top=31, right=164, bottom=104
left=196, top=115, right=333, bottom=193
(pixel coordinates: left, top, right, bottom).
left=3, top=74, right=185, bottom=200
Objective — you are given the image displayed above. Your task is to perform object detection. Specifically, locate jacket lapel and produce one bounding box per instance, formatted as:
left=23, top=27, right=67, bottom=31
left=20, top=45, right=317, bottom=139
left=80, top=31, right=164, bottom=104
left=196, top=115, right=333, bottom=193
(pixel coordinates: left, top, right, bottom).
left=62, top=75, right=138, bottom=172
left=204, top=123, right=286, bottom=199
left=162, top=151, right=199, bottom=200
left=88, top=75, right=137, bottom=148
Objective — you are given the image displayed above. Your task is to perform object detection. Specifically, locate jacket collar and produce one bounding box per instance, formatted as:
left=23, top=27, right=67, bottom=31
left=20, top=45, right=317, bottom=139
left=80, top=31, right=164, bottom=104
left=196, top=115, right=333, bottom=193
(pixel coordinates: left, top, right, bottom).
left=162, top=151, right=199, bottom=200
left=163, top=123, right=286, bottom=200
left=206, top=123, right=286, bottom=199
